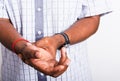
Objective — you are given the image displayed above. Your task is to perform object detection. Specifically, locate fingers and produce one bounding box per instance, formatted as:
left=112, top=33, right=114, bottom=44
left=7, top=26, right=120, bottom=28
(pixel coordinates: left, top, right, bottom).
left=50, top=47, right=70, bottom=77
left=51, top=58, right=70, bottom=77
left=18, top=44, right=70, bottom=77
left=51, top=63, right=67, bottom=77
left=17, top=53, right=30, bottom=64
left=27, top=58, right=56, bottom=75
left=19, top=43, right=42, bottom=62
left=22, top=43, right=39, bottom=59
left=52, top=58, right=70, bottom=77
left=27, top=59, right=49, bottom=69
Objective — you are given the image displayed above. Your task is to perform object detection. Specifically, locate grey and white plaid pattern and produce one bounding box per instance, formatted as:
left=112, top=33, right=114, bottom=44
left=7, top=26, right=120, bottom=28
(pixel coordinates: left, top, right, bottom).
left=0, top=0, right=111, bottom=81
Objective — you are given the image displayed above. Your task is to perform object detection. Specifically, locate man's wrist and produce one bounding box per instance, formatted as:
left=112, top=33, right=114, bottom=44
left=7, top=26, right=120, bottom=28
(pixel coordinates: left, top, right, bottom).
left=12, top=38, right=30, bottom=54
left=53, top=32, right=70, bottom=49
left=51, top=34, right=65, bottom=49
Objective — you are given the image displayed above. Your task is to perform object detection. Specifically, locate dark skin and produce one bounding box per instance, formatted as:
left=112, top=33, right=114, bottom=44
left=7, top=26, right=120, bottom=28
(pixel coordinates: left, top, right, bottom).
left=34, top=15, right=100, bottom=61
left=0, top=15, right=100, bottom=77
left=0, top=18, right=70, bottom=77
left=18, top=44, right=70, bottom=77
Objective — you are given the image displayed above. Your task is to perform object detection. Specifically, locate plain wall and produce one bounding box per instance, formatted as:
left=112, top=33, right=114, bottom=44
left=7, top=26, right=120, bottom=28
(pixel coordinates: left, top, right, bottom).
left=87, top=1, right=120, bottom=81
left=0, top=1, right=120, bottom=81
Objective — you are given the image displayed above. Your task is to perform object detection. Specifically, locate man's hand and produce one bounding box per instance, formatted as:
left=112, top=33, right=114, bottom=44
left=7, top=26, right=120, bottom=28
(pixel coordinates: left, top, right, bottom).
left=28, top=47, right=70, bottom=77
left=18, top=43, right=70, bottom=77
left=34, top=35, right=65, bottom=58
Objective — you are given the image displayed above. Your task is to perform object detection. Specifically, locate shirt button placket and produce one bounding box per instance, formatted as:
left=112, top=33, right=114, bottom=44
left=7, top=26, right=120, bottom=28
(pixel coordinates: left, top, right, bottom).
left=35, top=0, right=44, bottom=41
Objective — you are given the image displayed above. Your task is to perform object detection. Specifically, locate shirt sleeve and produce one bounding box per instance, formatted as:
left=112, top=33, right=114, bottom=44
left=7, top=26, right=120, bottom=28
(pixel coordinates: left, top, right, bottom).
left=79, top=0, right=112, bottom=18
left=0, top=0, right=9, bottom=18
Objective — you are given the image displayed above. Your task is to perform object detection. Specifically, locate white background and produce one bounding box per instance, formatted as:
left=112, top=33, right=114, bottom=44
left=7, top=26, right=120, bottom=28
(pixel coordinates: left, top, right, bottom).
left=0, top=0, right=120, bottom=81
left=87, top=0, right=120, bottom=81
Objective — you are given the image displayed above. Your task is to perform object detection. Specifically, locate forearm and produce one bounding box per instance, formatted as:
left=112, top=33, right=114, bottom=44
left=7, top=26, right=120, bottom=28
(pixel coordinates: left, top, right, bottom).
left=0, top=18, right=25, bottom=52
left=64, top=15, right=100, bottom=44
left=52, top=15, right=100, bottom=48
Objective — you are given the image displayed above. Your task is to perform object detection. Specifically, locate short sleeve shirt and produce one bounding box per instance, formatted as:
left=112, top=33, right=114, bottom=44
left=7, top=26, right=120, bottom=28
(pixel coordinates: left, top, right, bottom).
left=0, top=0, right=112, bottom=81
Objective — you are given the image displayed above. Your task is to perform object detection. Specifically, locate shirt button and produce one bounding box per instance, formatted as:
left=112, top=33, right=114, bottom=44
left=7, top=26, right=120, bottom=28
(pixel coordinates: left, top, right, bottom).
left=37, top=8, right=42, bottom=11
left=40, top=73, right=44, bottom=76
left=37, top=31, right=42, bottom=35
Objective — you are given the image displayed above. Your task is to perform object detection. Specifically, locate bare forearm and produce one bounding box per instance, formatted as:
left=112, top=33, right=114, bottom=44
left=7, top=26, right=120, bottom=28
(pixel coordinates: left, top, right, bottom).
left=64, top=15, right=100, bottom=44
left=52, top=15, right=100, bottom=48
left=0, top=18, right=23, bottom=51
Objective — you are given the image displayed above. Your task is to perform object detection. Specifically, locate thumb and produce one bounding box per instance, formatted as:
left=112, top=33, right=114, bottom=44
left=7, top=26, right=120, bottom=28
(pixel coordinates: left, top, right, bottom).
left=58, top=47, right=70, bottom=65
left=59, top=47, right=67, bottom=64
